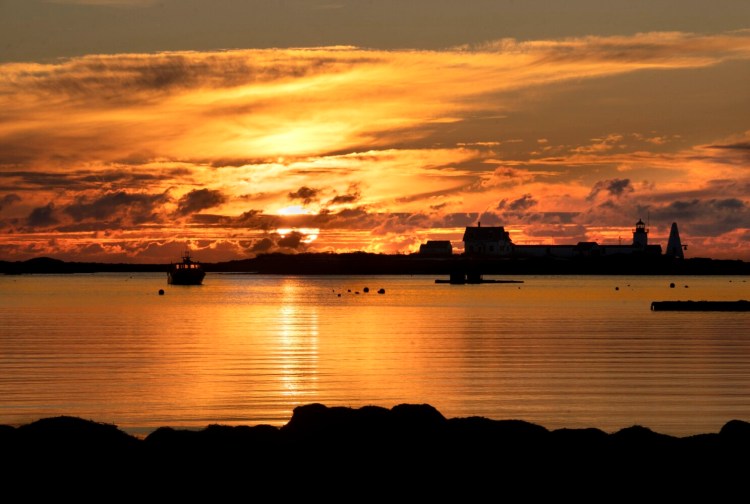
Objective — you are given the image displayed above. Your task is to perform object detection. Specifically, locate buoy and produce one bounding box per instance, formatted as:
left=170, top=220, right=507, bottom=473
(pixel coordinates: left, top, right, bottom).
left=363, top=287, right=369, bottom=293
left=158, top=289, right=165, bottom=295
left=615, top=286, right=619, bottom=291
left=377, top=288, right=385, bottom=294
left=669, top=283, right=675, bottom=288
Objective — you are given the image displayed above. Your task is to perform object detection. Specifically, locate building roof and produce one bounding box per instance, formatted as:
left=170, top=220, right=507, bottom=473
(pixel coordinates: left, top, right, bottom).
left=419, top=240, right=453, bottom=255
left=462, top=226, right=511, bottom=242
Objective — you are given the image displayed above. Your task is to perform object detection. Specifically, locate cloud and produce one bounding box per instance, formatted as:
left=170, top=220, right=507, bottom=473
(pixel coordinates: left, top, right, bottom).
left=587, top=178, right=634, bottom=201
left=328, top=185, right=361, bottom=206
left=46, top=1, right=156, bottom=5
left=329, top=193, right=359, bottom=205
left=64, top=190, right=169, bottom=225
left=288, top=186, right=320, bottom=204
left=27, top=203, right=58, bottom=228
left=707, top=141, right=750, bottom=151
left=654, top=198, right=750, bottom=236
left=0, top=193, right=21, bottom=211
left=249, top=230, right=310, bottom=254
left=277, top=231, right=306, bottom=249
left=497, top=193, right=538, bottom=212
left=175, top=188, right=227, bottom=216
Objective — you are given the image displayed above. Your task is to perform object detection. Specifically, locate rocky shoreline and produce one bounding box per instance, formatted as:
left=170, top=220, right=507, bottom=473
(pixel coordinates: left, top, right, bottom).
left=2, top=403, right=748, bottom=495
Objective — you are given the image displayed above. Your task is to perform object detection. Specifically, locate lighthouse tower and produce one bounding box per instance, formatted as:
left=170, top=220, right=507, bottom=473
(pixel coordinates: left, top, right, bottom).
left=632, top=218, right=648, bottom=248
left=666, top=222, right=685, bottom=259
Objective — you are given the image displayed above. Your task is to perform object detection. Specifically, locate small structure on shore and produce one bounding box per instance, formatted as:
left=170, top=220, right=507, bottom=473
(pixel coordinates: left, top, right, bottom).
left=418, top=240, right=453, bottom=256
left=461, top=218, right=665, bottom=258
left=666, top=222, right=686, bottom=259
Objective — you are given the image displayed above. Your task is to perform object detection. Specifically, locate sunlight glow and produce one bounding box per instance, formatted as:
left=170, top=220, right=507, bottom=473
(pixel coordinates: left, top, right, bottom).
left=277, top=205, right=315, bottom=216
left=276, top=228, right=320, bottom=243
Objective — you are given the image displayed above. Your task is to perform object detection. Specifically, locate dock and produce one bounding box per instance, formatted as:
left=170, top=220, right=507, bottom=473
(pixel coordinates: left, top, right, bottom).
left=436, top=271, right=524, bottom=285
left=650, top=300, right=750, bottom=312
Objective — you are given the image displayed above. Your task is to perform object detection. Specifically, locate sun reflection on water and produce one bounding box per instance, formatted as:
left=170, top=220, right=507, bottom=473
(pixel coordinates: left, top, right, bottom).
left=277, top=280, right=319, bottom=400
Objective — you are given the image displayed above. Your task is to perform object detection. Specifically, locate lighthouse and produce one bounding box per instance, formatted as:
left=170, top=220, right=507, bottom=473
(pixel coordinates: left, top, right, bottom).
left=632, top=218, right=648, bottom=248
left=666, top=222, right=685, bottom=259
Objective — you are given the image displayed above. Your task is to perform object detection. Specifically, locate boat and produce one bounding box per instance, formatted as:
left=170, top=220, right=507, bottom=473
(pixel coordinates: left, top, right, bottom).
left=167, top=251, right=206, bottom=285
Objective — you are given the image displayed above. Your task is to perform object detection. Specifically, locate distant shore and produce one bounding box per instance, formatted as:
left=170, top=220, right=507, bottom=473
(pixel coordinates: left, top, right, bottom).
left=2, top=403, right=749, bottom=493
left=2, top=252, right=750, bottom=276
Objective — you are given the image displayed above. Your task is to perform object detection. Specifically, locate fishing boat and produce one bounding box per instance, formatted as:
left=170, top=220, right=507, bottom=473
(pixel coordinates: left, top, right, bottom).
left=167, top=251, right=206, bottom=285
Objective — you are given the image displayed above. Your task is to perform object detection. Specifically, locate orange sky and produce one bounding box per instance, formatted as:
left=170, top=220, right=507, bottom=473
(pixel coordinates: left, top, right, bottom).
left=1, top=2, right=749, bottom=263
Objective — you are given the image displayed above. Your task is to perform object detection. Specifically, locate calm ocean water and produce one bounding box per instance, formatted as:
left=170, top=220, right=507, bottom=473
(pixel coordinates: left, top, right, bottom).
left=1, top=272, right=749, bottom=438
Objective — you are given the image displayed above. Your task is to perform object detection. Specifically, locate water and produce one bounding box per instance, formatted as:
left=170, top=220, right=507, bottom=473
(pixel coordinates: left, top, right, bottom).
left=1, top=272, right=749, bottom=438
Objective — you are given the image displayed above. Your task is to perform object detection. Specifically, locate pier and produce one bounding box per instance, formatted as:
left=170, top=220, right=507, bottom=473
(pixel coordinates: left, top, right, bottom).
left=650, top=300, right=750, bottom=311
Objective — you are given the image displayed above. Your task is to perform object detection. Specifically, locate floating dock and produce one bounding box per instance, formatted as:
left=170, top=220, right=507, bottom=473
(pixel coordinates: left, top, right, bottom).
left=435, top=279, right=524, bottom=284
left=436, top=271, right=524, bottom=285
left=650, top=300, right=750, bottom=312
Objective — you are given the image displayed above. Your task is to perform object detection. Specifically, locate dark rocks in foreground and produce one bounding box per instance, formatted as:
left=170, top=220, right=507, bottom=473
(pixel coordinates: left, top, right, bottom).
left=2, top=403, right=749, bottom=495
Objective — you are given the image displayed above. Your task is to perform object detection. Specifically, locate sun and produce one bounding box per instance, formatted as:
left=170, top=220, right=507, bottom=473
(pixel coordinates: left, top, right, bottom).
left=277, top=205, right=315, bottom=215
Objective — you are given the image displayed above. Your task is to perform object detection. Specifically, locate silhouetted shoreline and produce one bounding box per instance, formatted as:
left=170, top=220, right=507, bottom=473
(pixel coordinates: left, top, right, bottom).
left=2, top=403, right=749, bottom=494
left=3, top=252, right=750, bottom=276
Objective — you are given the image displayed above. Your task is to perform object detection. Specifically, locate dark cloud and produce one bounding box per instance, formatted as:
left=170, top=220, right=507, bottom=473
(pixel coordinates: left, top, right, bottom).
left=327, top=184, right=362, bottom=206
left=706, top=141, right=750, bottom=151
left=249, top=230, right=309, bottom=254
left=288, top=186, right=320, bottom=204
left=440, top=213, right=481, bottom=228
left=27, top=203, right=58, bottom=228
left=0, top=169, right=179, bottom=193
left=0, top=193, right=21, bottom=211
left=19, top=52, right=379, bottom=106
left=251, top=237, right=276, bottom=254
left=648, top=198, right=750, bottom=237
left=329, top=192, right=360, bottom=205
left=713, top=198, right=745, bottom=210
left=497, top=193, right=537, bottom=212
left=0, top=171, right=87, bottom=191
left=237, top=209, right=262, bottom=219
left=64, top=191, right=169, bottom=225
left=587, top=178, right=633, bottom=201
left=277, top=231, right=306, bottom=249
left=656, top=199, right=702, bottom=221
left=310, top=207, right=375, bottom=230
left=370, top=213, right=419, bottom=236
left=189, top=214, right=226, bottom=225
left=209, top=157, right=276, bottom=168
left=476, top=212, right=505, bottom=226
left=175, top=188, right=227, bottom=216
left=523, top=223, right=588, bottom=240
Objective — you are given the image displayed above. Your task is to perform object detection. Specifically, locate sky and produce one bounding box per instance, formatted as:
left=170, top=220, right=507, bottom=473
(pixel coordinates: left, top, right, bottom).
left=1, top=0, right=749, bottom=263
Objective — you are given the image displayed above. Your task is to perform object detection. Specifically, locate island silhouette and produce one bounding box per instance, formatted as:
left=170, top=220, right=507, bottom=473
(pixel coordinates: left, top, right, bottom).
left=2, top=251, right=749, bottom=276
